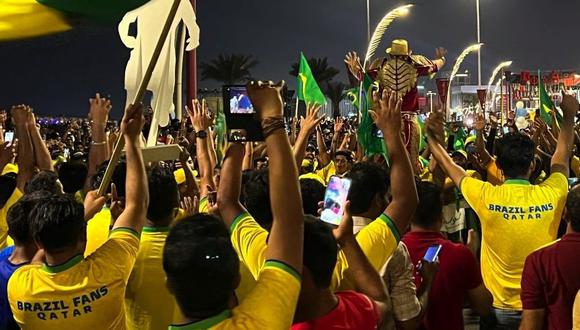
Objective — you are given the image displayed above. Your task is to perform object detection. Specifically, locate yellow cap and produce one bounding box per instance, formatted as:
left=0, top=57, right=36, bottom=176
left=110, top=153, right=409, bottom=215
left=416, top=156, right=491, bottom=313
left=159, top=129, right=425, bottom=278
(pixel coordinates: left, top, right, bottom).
left=1, top=163, right=18, bottom=175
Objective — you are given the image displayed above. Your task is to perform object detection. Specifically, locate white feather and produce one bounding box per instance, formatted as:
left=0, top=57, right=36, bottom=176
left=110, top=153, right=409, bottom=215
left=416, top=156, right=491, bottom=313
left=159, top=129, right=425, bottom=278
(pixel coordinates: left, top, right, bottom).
left=446, top=43, right=483, bottom=111
left=363, top=4, right=413, bottom=66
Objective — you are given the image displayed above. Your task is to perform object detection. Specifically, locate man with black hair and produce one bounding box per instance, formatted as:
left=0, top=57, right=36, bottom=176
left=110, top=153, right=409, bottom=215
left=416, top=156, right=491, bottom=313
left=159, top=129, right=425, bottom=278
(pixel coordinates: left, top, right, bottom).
left=299, top=178, right=326, bottom=216
left=402, top=181, right=492, bottom=329
left=165, top=80, right=304, bottom=329
left=125, top=166, right=180, bottom=330
left=8, top=103, right=148, bottom=329
left=334, top=150, right=353, bottom=176
left=0, top=192, right=48, bottom=330
left=520, top=184, right=580, bottom=330
left=57, top=161, right=88, bottom=195
left=425, top=93, right=579, bottom=328
left=24, top=171, right=63, bottom=195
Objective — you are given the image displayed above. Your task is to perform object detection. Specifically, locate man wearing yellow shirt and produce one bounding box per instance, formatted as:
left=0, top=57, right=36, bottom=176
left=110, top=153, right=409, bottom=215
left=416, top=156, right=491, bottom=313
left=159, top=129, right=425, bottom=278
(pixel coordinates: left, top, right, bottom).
left=163, top=81, right=304, bottom=329
left=425, top=92, right=578, bottom=328
left=125, top=167, right=179, bottom=330
left=8, top=103, right=149, bottom=330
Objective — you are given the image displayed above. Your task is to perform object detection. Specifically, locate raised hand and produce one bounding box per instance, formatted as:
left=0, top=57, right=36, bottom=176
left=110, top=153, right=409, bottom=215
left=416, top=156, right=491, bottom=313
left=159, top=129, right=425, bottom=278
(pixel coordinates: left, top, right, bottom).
left=369, top=90, right=402, bottom=136
left=0, top=110, right=6, bottom=126
left=246, top=80, right=285, bottom=121
left=426, top=111, right=446, bottom=145
left=435, top=47, right=447, bottom=59
left=89, top=93, right=112, bottom=125
left=344, top=51, right=363, bottom=78
left=84, top=190, right=108, bottom=221
left=561, top=91, right=580, bottom=121
left=121, top=103, right=144, bottom=142
left=332, top=201, right=353, bottom=246
left=109, top=183, right=125, bottom=223
left=187, top=99, right=211, bottom=132
left=474, top=113, right=486, bottom=132
left=334, top=117, right=344, bottom=134
left=11, top=105, right=31, bottom=126
left=180, top=196, right=199, bottom=216
left=300, top=103, right=325, bottom=134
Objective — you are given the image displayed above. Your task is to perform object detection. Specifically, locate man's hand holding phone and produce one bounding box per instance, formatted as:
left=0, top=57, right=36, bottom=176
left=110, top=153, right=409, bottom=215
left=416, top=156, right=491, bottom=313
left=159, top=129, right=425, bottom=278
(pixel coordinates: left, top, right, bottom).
left=246, top=80, right=285, bottom=122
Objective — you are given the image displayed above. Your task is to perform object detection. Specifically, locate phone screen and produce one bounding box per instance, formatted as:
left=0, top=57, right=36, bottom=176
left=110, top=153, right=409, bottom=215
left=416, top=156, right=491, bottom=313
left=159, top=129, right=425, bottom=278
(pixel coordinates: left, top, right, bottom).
left=228, top=86, right=254, bottom=114
left=4, top=131, right=14, bottom=145
left=64, top=148, right=70, bottom=159
left=568, top=178, right=579, bottom=189
left=320, top=176, right=352, bottom=225
left=423, top=244, right=442, bottom=263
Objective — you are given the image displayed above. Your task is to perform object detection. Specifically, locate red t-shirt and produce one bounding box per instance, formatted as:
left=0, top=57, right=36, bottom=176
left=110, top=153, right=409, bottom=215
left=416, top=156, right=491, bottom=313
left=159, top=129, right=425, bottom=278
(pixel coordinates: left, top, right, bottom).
left=521, top=232, right=580, bottom=330
left=402, top=231, right=482, bottom=330
left=291, top=291, right=380, bottom=330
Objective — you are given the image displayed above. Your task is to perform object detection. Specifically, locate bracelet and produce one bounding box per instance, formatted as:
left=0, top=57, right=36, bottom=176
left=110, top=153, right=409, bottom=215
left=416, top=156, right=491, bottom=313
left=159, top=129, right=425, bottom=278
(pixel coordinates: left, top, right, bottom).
left=261, top=117, right=285, bottom=138
left=91, top=141, right=106, bottom=146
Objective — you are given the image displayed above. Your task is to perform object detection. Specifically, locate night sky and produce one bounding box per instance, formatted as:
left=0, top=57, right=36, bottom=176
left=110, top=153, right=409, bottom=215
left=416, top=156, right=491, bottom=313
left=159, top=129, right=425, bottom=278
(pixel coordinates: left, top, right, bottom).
left=1, top=0, right=579, bottom=118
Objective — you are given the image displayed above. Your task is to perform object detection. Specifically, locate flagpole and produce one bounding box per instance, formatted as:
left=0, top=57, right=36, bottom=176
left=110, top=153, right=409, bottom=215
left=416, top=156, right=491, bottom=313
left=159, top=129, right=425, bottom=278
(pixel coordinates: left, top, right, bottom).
left=176, top=22, right=186, bottom=122
left=97, top=0, right=182, bottom=196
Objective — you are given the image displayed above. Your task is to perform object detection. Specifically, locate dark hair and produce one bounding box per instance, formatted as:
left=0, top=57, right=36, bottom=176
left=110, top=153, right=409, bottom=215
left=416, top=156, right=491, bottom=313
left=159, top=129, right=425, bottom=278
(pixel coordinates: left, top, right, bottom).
left=91, top=160, right=127, bottom=197
left=300, top=179, right=325, bottom=216
left=25, top=171, right=61, bottom=195
left=566, top=187, right=580, bottom=232
left=58, top=161, right=88, bottom=194
left=30, top=194, right=85, bottom=253
left=0, top=175, right=17, bottom=208
left=412, top=181, right=443, bottom=228
left=8, top=191, right=52, bottom=245
left=243, top=169, right=273, bottom=229
left=346, top=162, right=390, bottom=214
left=163, top=214, right=239, bottom=318
left=335, top=150, right=353, bottom=163
left=147, top=167, right=179, bottom=223
left=303, top=216, right=338, bottom=288
left=496, top=133, right=535, bottom=178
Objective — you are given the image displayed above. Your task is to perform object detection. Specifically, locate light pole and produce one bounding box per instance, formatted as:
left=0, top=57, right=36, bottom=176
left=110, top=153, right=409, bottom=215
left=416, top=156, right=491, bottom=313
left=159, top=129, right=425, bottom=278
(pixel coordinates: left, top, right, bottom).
left=366, top=0, right=371, bottom=43
left=476, top=0, right=481, bottom=86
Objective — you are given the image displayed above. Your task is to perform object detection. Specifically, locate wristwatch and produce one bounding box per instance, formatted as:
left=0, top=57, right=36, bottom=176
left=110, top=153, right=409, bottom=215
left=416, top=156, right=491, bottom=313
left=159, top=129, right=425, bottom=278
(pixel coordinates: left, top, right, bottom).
left=195, top=130, right=208, bottom=139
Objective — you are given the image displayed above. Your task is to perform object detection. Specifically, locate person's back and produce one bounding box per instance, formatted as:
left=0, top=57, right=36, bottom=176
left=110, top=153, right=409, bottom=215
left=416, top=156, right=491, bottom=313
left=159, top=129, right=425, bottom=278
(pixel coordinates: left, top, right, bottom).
left=459, top=133, right=568, bottom=310
left=403, top=181, right=490, bottom=329
left=125, top=167, right=179, bottom=330
left=520, top=184, right=580, bottom=330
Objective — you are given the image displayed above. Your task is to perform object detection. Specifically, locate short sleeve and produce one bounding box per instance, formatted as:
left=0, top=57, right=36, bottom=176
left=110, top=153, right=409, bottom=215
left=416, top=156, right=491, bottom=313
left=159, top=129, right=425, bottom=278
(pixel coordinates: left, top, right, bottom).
left=460, top=177, right=487, bottom=210
left=355, top=214, right=399, bottom=272
left=383, top=243, right=421, bottom=321
left=89, top=228, right=140, bottom=282
left=520, top=251, right=546, bottom=310
left=231, top=260, right=301, bottom=329
left=229, top=212, right=268, bottom=280
left=539, top=172, right=569, bottom=198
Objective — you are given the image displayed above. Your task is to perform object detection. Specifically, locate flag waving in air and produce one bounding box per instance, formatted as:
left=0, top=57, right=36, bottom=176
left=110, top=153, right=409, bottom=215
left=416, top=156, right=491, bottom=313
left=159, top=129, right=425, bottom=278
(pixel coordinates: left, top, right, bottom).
left=0, top=0, right=149, bottom=41
left=538, top=70, right=562, bottom=126
left=297, top=53, right=327, bottom=105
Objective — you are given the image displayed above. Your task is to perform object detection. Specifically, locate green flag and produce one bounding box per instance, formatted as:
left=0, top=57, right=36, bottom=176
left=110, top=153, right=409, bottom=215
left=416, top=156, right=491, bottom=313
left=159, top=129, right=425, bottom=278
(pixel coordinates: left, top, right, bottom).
left=538, top=70, right=563, bottom=126
left=354, top=74, right=386, bottom=157
left=453, top=127, right=467, bottom=151
left=297, top=53, right=327, bottom=105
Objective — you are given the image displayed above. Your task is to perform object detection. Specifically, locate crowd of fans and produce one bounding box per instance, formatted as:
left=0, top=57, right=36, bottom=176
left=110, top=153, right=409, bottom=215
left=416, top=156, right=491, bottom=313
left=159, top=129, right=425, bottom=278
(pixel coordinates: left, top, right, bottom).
left=0, top=78, right=579, bottom=330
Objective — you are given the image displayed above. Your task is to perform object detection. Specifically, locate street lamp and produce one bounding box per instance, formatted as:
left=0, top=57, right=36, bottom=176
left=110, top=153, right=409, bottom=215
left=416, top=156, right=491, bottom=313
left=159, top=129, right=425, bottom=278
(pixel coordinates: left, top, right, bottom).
left=426, top=91, right=436, bottom=113
left=366, top=0, right=370, bottom=43
left=476, top=0, right=482, bottom=86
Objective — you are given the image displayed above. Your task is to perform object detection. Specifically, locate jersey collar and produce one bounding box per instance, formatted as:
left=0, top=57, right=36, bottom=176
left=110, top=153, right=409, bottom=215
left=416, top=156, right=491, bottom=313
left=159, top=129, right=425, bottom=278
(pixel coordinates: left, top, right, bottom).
left=142, top=226, right=170, bottom=233
left=169, top=310, right=232, bottom=329
left=504, top=179, right=530, bottom=185
left=42, top=254, right=83, bottom=273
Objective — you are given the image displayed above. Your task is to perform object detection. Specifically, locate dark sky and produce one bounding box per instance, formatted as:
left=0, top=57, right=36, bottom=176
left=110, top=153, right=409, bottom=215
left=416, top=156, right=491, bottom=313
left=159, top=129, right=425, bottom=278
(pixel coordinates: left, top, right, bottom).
left=1, top=0, right=579, bottom=118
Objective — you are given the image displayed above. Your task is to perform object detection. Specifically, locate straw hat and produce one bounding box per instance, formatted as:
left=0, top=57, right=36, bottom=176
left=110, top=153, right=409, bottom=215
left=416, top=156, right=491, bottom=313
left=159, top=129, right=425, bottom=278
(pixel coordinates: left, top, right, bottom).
left=386, top=39, right=410, bottom=56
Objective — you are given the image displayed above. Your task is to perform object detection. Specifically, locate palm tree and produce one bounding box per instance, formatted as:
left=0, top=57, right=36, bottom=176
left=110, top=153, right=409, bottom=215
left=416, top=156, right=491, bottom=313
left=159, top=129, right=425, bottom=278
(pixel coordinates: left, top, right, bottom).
left=289, top=57, right=339, bottom=86
left=324, top=82, right=348, bottom=118
left=200, top=54, right=259, bottom=85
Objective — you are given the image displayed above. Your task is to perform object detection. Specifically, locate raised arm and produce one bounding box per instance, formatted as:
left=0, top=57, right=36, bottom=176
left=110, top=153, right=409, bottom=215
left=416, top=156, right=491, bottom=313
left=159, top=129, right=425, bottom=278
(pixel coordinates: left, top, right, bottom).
left=179, top=146, right=199, bottom=199
left=431, top=47, right=447, bottom=72
left=87, top=94, right=112, bottom=184
left=551, top=92, right=579, bottom=176
left=112, top=104, right=148, bottom=233
left=293, top=103, right=323, bottom=167
left=316, top=125, right=331, bottom=166
left=216, top=143, right=245, bottom=227
left=27, top=110, right=53, bottom=171
left=242, top=142, right=253, bottom=170
left=247, top=80, right=303, bottom=273
left=187, top=99, right=215, bottom=198
left=474, top=114, right=492, bottom=166
left=369, top=90, right=418, bottom=234
left=426, top=111, right=467, bottom=187
left=11, top=106, right=34, bottom=191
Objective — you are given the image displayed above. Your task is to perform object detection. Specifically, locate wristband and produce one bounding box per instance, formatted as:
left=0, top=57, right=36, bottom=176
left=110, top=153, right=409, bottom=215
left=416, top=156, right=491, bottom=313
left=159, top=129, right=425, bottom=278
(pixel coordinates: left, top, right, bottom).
left=91, top=141, right=106, bottom=146
left=261, top=117, right=285, bottom=138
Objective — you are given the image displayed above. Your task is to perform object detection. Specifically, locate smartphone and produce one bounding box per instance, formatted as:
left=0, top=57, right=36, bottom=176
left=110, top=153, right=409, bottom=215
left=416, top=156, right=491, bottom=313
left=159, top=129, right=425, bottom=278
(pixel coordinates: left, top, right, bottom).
left=223, top=85, right=264, bottom=142
left=4, top=131, right=14, bottom=145
left=568, top=178, right=579, bottom=189
left=63, top=148, right=70, bottom=159
left=320, top=176, right=352, bottom=225
left=423, top=244, right=442, bottom=263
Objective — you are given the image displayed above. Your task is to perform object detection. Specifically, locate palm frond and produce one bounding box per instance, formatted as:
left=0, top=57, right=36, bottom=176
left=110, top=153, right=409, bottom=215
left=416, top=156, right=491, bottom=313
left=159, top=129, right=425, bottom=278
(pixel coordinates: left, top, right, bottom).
left=446, top=43, right=483, bottom=110
left=363, top=4, right=413, bottom=66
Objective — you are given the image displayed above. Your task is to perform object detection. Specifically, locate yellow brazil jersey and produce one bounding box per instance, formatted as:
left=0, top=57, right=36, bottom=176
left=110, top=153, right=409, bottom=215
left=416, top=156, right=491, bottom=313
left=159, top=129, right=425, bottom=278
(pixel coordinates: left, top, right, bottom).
left=229, top=211, right=399, bottom=292
left=8, top=228, right=140, bottom=329
left=316, top=162, right=335, bottom=184
left=0, top=188, right=22, bottom=249
left=85, top=206, right=112, bottom=257
left=460, top=173, right=568, bottom=310
left=199, top=196, right=209, bottom=214
left=574, top=290, right=580, bottom=330
left=486, top=159, right=505, bottom=186
left=125, top=227, right=175, bottom=330
left=169, top=260, right=301, bottom=330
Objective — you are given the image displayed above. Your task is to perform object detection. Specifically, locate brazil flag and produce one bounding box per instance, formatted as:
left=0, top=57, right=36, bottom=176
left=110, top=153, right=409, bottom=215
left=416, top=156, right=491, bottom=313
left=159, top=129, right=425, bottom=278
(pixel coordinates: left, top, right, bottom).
left=0, top=0, right=149, bottom=41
